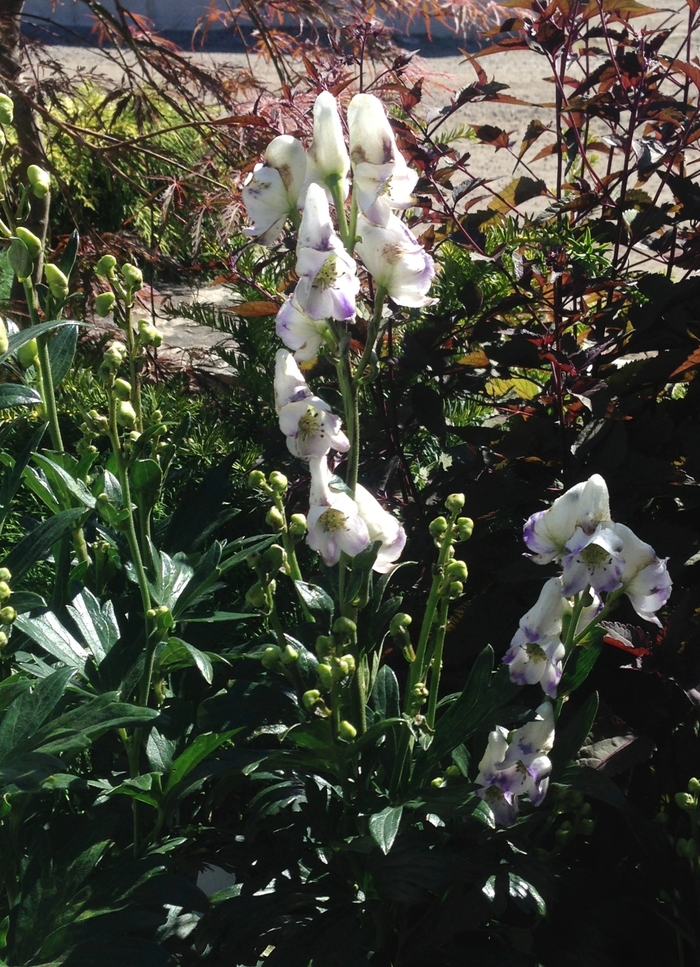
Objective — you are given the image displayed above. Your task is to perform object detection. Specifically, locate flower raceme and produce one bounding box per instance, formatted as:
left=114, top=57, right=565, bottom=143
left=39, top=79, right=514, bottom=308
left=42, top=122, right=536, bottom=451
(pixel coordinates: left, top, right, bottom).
left=476, top=701, right=555, bottom=826
left=506, top=474, right=673, bottom=698
left=274, top=350, right=349, bottom=460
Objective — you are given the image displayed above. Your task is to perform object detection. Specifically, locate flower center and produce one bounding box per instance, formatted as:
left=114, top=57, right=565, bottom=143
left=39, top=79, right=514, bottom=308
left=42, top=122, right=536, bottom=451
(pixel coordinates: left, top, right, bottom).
left=314, top=255, right=340, bottom=290
left=298, top=406, right=323, bottom=440
left=525, top=642, right=547, bottom=663
left=319, top=508, right=348, bottom=532
left=579, top=543, right=612, bottom=569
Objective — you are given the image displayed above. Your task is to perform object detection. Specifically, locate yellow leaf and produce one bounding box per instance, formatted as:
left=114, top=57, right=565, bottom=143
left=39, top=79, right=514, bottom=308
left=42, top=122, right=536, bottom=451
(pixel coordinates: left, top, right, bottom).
left=485, top=377, right=540, bottom=399
left=458, top=350, right=490, bottom=367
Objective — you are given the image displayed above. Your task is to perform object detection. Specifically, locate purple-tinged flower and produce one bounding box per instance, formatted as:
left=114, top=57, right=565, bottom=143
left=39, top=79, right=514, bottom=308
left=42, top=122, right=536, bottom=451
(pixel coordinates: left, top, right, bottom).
left=276, top=294, right=330, bottom=361
left=347, top=93, right=418, bottom=226
left=504, top=578, right=566, bottom=697
left=295, top=182, right=359, bottom=321
left=274, top=350, right=349, bottom=459
left=355, top=212, right=435, bottom=307
left=614, top=522, right=672, bottom=625
left=561, top=522, right=624, bottom=596
left=523, top=474, right=611, bottom=565
left=354, top=484, right=406, bottom=573
left=475, top=702, right=554, bottom=825
left=306, top=457, right=370, bottom=566
left=305, top=92, right=350, bottom=198
left=241, top=135, right=307, bottom=245
left=273, top=347, right=313, bottom=413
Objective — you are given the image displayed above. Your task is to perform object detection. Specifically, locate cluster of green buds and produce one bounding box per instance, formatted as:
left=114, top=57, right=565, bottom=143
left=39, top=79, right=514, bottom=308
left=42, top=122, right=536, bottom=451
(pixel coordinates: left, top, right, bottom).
left=247, top=542, right=288, bottom=615
left=0, top=568, right=15, bottom=649
left=137, top=318, right=162, bottom=349
left=552, top=787, right=595, bottom=845
left=675, top=777, right=700, bottom=814
left=428, top=495, right=473, bottom=600
left=93, top=256, right=148, bottom=317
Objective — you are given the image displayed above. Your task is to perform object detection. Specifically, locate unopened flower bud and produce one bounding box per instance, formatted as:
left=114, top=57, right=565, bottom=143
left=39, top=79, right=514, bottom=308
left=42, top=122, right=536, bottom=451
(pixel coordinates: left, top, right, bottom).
left=246, top=582, right=268, bottom=610
left=94, top=292, right=116, bottom=317
left=448, top=580, right=464, bottom=598
left=445, top=493, right=465, bottom=514
left=317, top=663, right=333, bottom=689
left=261, top=645, right=283, bottom=669
left=340, top=653, right=355, bottom=675
left=116, top=401, right=137, bottom=429
left=429, top=516, right=448, bottom=539
left=445, top=559, right=468, bottom=581
left=266, top=507, right=285, bottom=531
left=289, top=513, right=307, bottom=536
left=0, top=631, right=7, bottom=649
left=137, top=319, right=162, bottom=347
left=94, top=254, right=117, bottom=279
left=0, top=606, right=16, bottom=624
left=248, top=470, right=266, bottom=490
left=302, top=689, right=322, bottom=710
left=264, top=544, right=287, bottom=571
left=689, top=778, right=700, bottom=794
left=315, top=635, right=334, bottom=659
left=281, top=644, right=298, bottom=665
left=676, top=792, right=697, bottom=812
left=456, top=517, right=474, bottom=541
left=113, top=378, right=132, bottom=401
left=15, top=227, right=42, bottom=259
left=0, top=319, right=8, bottom=357
left=390, top=613, right=412, bottom=637
left=333, top=616, right=357, bottom=637
left=121, top=263, right=143, bottom=290
left=0, top=94, right=14, bottom=126
left=445, top=765, right=461, bottom=778
left=44, top=263, right=69, bottom=299
left=0, top=569, right=11, bottom=583
left=269, top=471, right=288, bottom=493
left=27, top=164, right=50, bottom=198
left=579, top=818, right=595, bottom=836
left=338, top=720, right=357, bottom=741
left=0, top=582, right=11, bottom=602
left=16, top=339, right=38, bottom=369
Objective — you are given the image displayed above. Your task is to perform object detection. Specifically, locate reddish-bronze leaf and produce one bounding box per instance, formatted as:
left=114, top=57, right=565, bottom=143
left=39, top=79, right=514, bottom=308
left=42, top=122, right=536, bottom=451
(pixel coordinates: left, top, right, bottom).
left=518, top=119, right=548, bottom=159
left=232, top=301, right=279, bottom=317
left=670, top=347, right=700, bottom=378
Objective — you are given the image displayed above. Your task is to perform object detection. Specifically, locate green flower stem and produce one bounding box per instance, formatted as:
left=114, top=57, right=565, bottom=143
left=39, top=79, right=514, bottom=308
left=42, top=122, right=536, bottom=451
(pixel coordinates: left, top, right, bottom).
left=352, top=655, right=368, bottom=735
left=327, top=176, right=351, bottom=253
left=272, top=492, right=314, bottom=623
left=22, top=278, right=63, bottom=453
left=107, top=391, right=153, bottom=706
left=563, top=591, right=585, bottom=653
left=122, top=304, right=143, bottom=434
left=573, top=589, right=622, bottom=646
left=354, top=284, right=387, bottom=387
left=425, top=593, right=451, bottom=729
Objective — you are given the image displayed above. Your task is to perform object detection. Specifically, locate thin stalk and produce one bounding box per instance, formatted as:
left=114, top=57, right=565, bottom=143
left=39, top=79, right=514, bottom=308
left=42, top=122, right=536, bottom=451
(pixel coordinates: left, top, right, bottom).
left=22, top=278, right=63, bottom=452
left=425, top=594, right=450, bottom=729
left=354, top=284, right=387, bottom=386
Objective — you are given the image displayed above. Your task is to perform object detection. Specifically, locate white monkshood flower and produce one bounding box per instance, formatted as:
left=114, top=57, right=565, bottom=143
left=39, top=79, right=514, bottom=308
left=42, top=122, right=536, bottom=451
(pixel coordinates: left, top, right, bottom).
left=276, top=293, right=330, bottom=362
left=241, top=135, right=307, bottom=245
left=347, top=93, right=418, bottom=226
left=305, top=92, right=350, bottom=198
left=614, top=522, right=672, bottom=625
left=295, top=182, right=359, bottom=321
left=561, top=522, right=625, bottom=596
left=274, top=350, right=349, bottom=459
left=475, top=702, right=554, bottom=826
left=306, top=457, right=370, bottom=566
left=353, top=484, right=406, bottom=573
left=523, top=474, right=612, bottom=565
left=355, top=212, right=435, bottom=307
left=503, top=577, right=566, bottom=697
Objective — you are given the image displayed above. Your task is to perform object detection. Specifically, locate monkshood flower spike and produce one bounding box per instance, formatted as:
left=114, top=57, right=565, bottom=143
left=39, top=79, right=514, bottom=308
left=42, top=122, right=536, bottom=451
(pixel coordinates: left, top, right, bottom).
left=476, top=701, right=555, bottom=826
left=504, top=577, right=566, bottom=697
left=274, top=350, right=349, bottom=460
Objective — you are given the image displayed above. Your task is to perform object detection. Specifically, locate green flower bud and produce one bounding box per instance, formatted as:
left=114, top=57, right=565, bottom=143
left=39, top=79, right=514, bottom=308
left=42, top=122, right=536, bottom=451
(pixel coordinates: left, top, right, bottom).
left=315, top=635, right=334, bottom=659
left=27, top=164, right=50, bottom=198
left=0, top=606, right=16, bottom=624
left=676, top=792, right=697, bottom=812
left=0, top=318, right=8, bottom=357
left=431, top=776, right=444, bottom=788
left=281, top=644, right=298, bottom=665
left=94, top=292, right=116, bottom=317
left=44, top=263, right=69, bottom=299
left=269, top=471, right=288, bottom=493
left=338, top=720, right=357, bottom=741
left=445, top=493, right=465, bottom=514
left=448, top=580, right=464, bottom=598
left=689, top=778, right=700, bottom=794
left=15, top=226, right=42, bottom=259
left=456, top=517, right=474, bottom=541
left=116, top=401, right=137, bottom=429
left=579, top=818, right=595, bottom=836
left=0, top=631, right=8, bottom=649
left=263, top=544, right=286, bottom=571
left=0, top=582, right=11, bottom=602
left=289, top=513, right=307, bottom=536
left=655, top=810, right=669, bottom=826
left=340, top=653, right=356, bottom=675
left=137, top=323, right=163, bottom=348
left=302, top=689, right=322, bottom=710
left=332, top=658, right=349, bottom=681
left=94, top=254, right=117, bottom=279
left=0, top=568, right=11, bottom=583
left=332, top=616, right=357, bottom=637
left=0, top=94, right=14, bottom=126
left=429, top=516, right=448, bottom=539
left=121, top=263, right=143, bottom=290
left=266, top=507, right=285, bottom=531
left=317, top=663, right=333, bottom=689
left=261, top=645, right=283, bottom=669
left=246, top=582, right=268, bottom=610
left=248, top=470, right=267, bottom=490
left=445, top=559, right=468, bottom=581
left=445, top=765, right=461, bottom=778
left=390, top=613, right=412, bottom=637
left=17, top=338, right=38, bottom=369
left=113, top=378, right=132, bottom=401
left=86, top=410, right=110, bottom=434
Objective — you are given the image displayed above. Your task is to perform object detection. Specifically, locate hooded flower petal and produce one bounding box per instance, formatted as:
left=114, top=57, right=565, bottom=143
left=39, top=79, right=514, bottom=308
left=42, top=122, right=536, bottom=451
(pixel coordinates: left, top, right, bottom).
left=561, top=522, right=624, bottom=596
left=305, top=91, right=350, bottom=197
left=306, top=457, right=370, bottom=566
left=353, top=484, right=406, bottom=573
left=613, top=522, right=672, bottom=625
left=276, top=294, right=330, bottom=361
left=295, top=183, right=359, bottom=320
left=523, top=474, right=612, bottom=564
left=355, top=212, right=435, bottom=307
left=348, top=93, right=418, bottom=226
left=274, top=348, right=313, bottom=413
left=504, top=579, right=566, bottom=696
left=279, top=400, right=349, bottom=459
left=241, top=135, right=307, bottom=244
